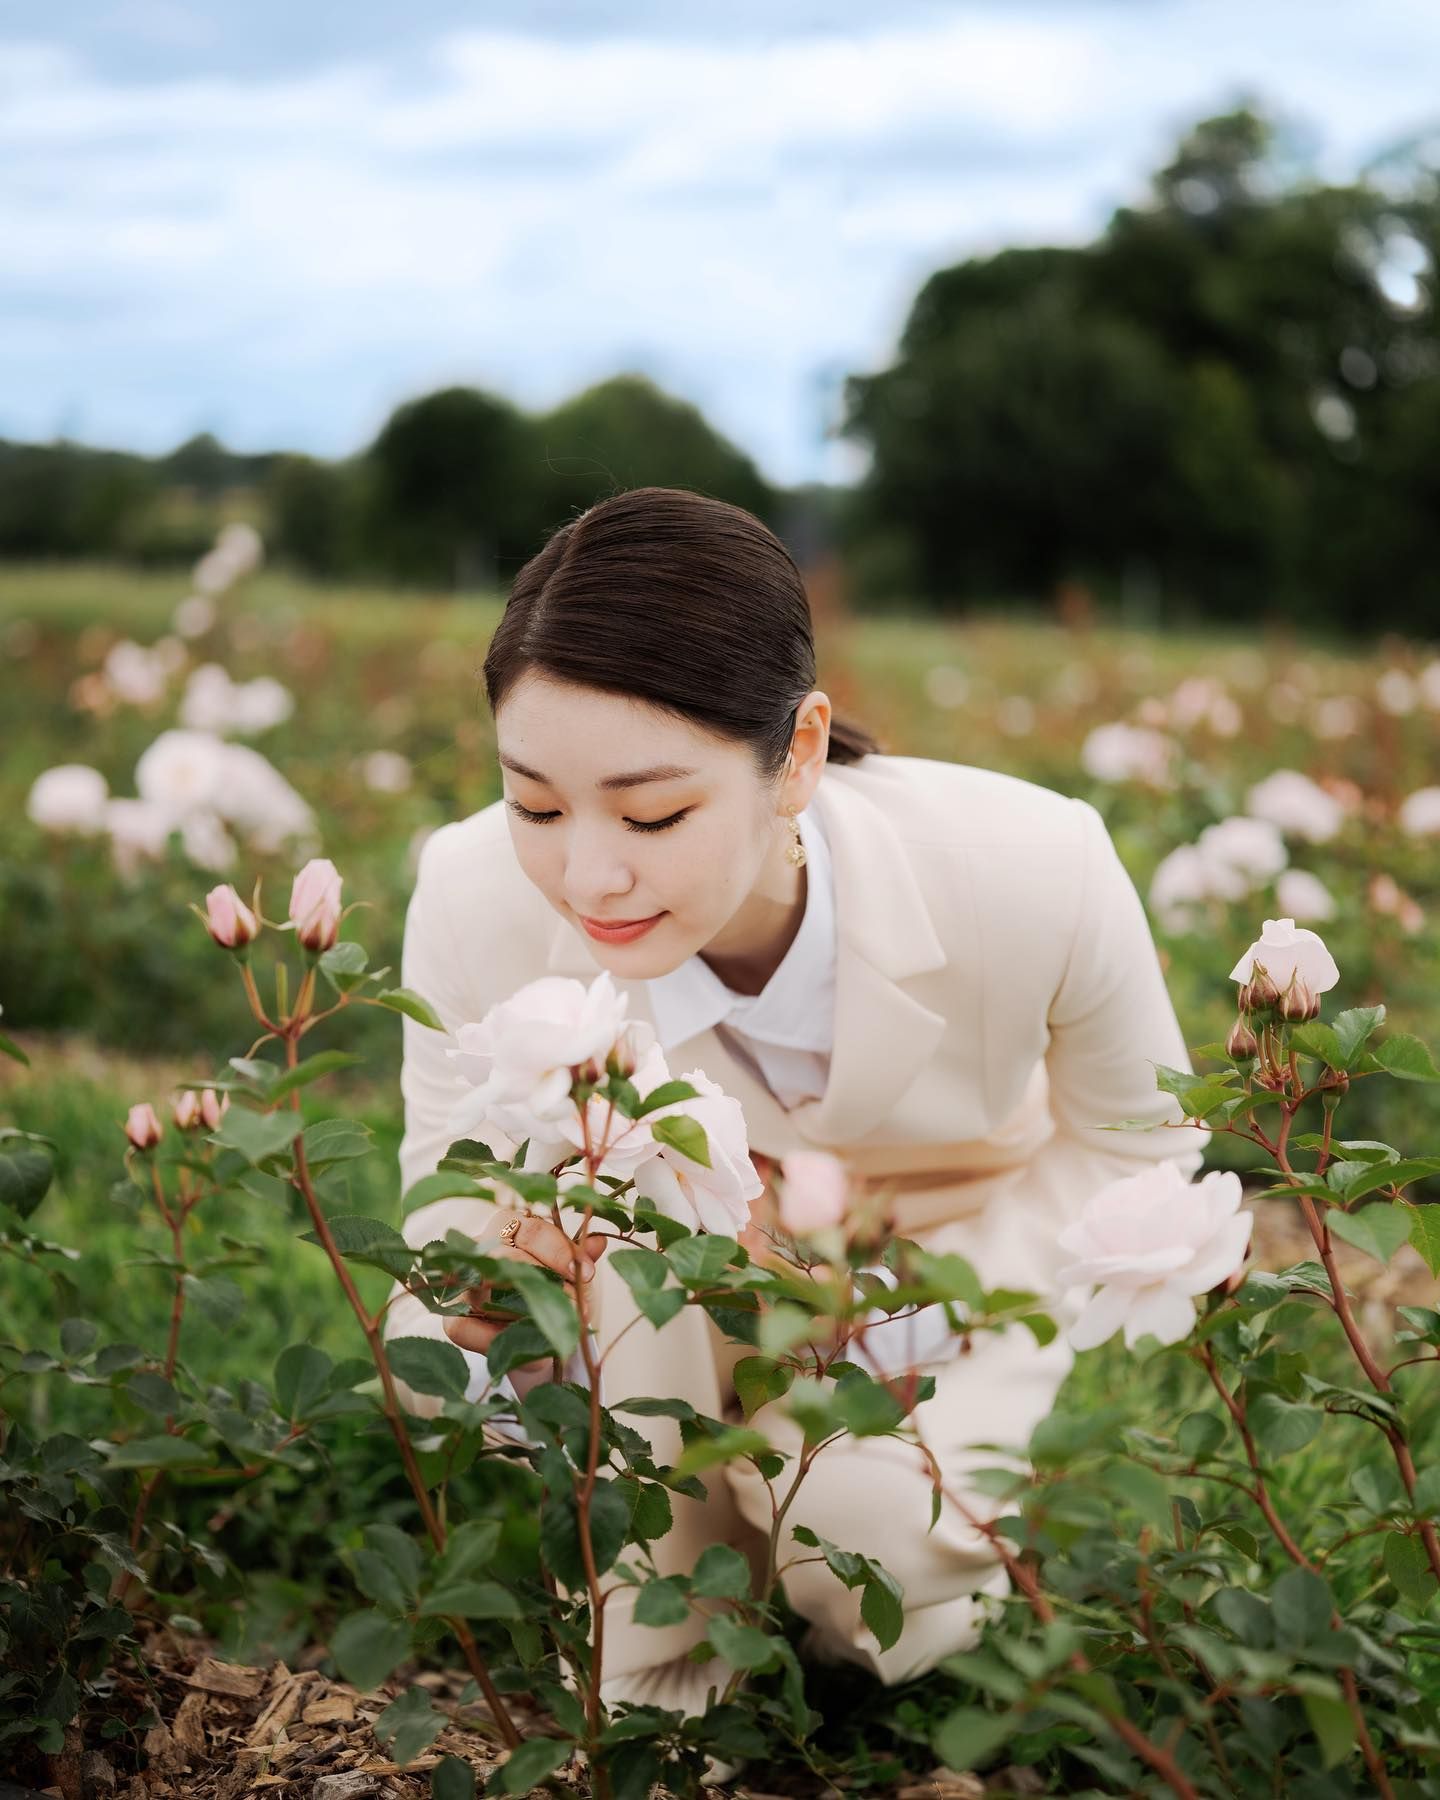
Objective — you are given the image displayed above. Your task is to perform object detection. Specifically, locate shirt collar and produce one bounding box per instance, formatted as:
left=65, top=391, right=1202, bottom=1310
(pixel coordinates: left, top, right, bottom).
left=646, top=801, right=835, bottom=1055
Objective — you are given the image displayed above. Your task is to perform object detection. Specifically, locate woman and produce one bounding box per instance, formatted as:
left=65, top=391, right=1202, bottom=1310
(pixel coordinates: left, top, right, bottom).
left=382, top=485, right=1207, bottom=1731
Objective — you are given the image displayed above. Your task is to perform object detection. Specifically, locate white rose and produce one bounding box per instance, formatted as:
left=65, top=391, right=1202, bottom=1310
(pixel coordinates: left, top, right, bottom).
left=135, top=728, right=230, bottom=819
left=1056, top=1165, right=1252, bottom=1350
left=27, top=764, right=109, bottom=834
left=105, top=796, right=177, bottom=879
left=558, top=1033, right=675, bottom=1181
left=1229, top=917, right=1339, bottom=994
left=632, top=1068, right=764, bottom=1236
left=445, top=972, right=635, bottom=1164
left=1197, top=816, right=1288, bottom=886
left=1244, top=770, right=1344, bottom=845
left=1274, top=868, right=1336, bottom=923
left=1080, top=721, right=1177, bottom=787
left=1397, top=787, right=1440, bottom=838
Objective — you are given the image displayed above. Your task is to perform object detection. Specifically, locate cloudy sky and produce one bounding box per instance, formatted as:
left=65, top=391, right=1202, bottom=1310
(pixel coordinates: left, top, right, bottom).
left=4, top=2, right=1438, bottom=485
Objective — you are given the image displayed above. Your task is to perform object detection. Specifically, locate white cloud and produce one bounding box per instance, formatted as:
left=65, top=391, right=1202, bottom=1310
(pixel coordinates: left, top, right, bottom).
left=2, top=4, right=1437, bottom=484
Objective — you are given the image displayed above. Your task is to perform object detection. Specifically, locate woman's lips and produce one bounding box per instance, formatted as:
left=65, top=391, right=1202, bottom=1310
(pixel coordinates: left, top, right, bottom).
left=580, top=911, right=666, bottom=944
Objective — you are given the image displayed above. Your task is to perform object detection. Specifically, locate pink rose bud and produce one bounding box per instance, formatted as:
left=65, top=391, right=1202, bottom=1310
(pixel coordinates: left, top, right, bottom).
left=172, top=1090, right=202, bottom=1130
left=199, top=1088, right=229, bottom=1130
left=1278, top=973, right=1320, bottom=1023
left=778, top=1149, right=850, bottom=1235
left=124, top=1102, right=163, bottom=1151
left=289, top=858, right=343, bottom=953
left=205, top=884, right=259, bottom=949
left=1225, top=1018, right=1259, bottom=1060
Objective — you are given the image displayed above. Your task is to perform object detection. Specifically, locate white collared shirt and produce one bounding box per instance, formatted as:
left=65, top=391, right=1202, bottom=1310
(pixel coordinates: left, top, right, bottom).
left=645, top=802, right=835, bottom=1110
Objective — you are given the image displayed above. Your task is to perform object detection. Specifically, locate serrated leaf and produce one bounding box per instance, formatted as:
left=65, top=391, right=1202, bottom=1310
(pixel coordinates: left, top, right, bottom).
left=1384, top=1530, right=1437, bottom=1607
left=212, top=1108, right=303, bottom=1166
left=1408, top=1203, right=1440, bottom=1277
left=861, top=1562, right=904, bottom=1650
left=634, top=1576, right=691, bottom=1627
left=691, top=1544, right=752, bottom=1600
left=666, top=1234, right=737, bottom=1284
left=489, top=1737, right=572, bottom=1794
left=331, top=1609, right=411, bottom=1691
left=633, top=1078, right=700, bottom=1117
left=1331, top=1006, right=1386, bottom=1067
left=373, top=1684, right=444, bottom=1769
left=181, top=1272, right=244, bottom=1329
left=0, top=1134, right=54, bottom=1219
left=275, top=1343, right=332, bottom=1418
left=732, top=1355, right=794, bottom=1420
left=932, top=1706, right=1014, bottom=1772
left=650, top=1114, right=712, bottom=1168
left=375, top=987, right=445, bottom=1030
left=387, top=1336, right=471, bottom=1402
left=268, top=1052, right=364, bottom=1102
left=318, top=939, right=369, bottom=994
left=418, top=1580, right=521, bottom=1619
left=301, top=1118, right=373, bottom=1167
left=1248, top=1392, right=1323, bottom=1458
left=1374, top=1034, right=1440, bottom=1082
left=506, top=1262, right=579, bottom=1359
left=1272, top=1567, right=1332, bottom=1647
left=1326, top=1202, right=1412, bottom=1264
left=707, top=1615, right=780, bottom=1672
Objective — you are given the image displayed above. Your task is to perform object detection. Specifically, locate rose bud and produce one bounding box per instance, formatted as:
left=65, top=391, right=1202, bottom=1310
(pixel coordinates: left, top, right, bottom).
left=198, top=1088, right=230, bottom=1130
left=124, top=1102, right=163, bottom=1151
left=289, top=858, right=343, bottom=953
left=1225, top=1019, right=1260, bottom=1060
left=172, top=1090, right=203, bottom=1131
left=1278, top=973, right=1320, bottom=1023
left=204, top=883, right=260, bottom=950
left=778, top=1149, right=850, bottom=1236
left=1237, top=970, right=1280, bottom=1014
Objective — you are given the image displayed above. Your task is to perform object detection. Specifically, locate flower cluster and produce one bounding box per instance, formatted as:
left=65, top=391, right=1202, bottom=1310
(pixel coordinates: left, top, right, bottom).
left=445, top=971, right=764, bottom=1237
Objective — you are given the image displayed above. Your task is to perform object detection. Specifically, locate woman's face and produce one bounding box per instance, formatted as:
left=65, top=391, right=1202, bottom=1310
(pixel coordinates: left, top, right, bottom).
left=494, top=669, right=816, bottom=978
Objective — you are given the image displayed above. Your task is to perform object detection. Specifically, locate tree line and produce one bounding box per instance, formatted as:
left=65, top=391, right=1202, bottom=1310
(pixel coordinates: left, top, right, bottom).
left=3, top=107, right=1438, bottom=630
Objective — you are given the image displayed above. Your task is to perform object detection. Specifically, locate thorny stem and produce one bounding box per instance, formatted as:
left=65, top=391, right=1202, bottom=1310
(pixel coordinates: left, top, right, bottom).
left=280, top=1016, right=520, bottom=1747
left=1195, top=1345, right=1317, bottom=1571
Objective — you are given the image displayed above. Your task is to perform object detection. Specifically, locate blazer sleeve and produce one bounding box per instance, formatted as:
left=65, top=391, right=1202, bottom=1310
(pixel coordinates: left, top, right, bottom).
left=383, top=827, right=511, bottom=1420
left=963, top=797, right=1212, bottom=1325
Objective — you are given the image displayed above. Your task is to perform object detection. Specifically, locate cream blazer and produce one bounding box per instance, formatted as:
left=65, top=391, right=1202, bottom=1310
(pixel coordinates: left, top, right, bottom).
left=392, top=752, right=1209, bottom=1325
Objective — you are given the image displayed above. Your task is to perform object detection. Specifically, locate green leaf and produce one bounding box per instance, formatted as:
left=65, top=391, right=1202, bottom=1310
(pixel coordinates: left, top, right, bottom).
left=1288, top=1023, right=1344, bottom=1067
left=268, top=1051, right=365, bottom=1102
left=351, top=1550, right=413, bottom=1614
left=861, top=1562, right=904, bottom=1651
left=1098, top=1461, right=1173, bottom=1537
left=181, top=1273, right=245, bottom=1330
left=634, top=1577, right=691, bottom=1627
left=387, top=1336, right=471, bottom=1402
left=301, top=1118, right=374, bottom=1167
left=1248, top=1393, right=1323, bottom=1458
left=932, top=1706, right=1015, bottom=1772
left=706, top=1615, right=780, bottom=1672
left=1384, top=1531, right=1437, bottom=1608
left=106, top=1433, right=217, bottom=1470
left=1374, top=1034, right=1440, bottom=1082
left=1350, top=1464, right=1406, bottom=1517
left=691, top=1545, right=752, bottom=1600
left=650, top=1114, right=712, bottom=1167
left=1326, top=1202, right=1412, bottom=1264
left=432, top=1753, right=477, bottom=1800
left=1331, top=1159, right=1440, bottom=1204
left=373, top=1685, right=445, bottom=1769
left=666, top=1234, right=739, bottom=1284
left=418, top=1581, right=521, bottom=1620
left=672, top=1426, right=771, bottom=1478
left=487, top=1737, right=572, bottom=1795
left=0, top=1132, right=54, bottom=1219
left=375, top=987, right=445, bottom=1030
left=1331, top=1006, right=1386, bottom=1068
left=833, top=1368, right=907, bottom=1437
left=61, top=1316, right=98, bottom=1359
left=732, top=1355, right=795, bottom=1420
left=126, top=1371, right=181, bottom=1416
left=302, top=1213, right=406, bottom=1256
left=1176, top=1410, right=1226, bottom=1460
left=1271, top=1568, right=1333, bottom=1648
left=213, top=1108, right=303, bottom=1166
left=1302, top=1692, right=1355, bottom=1771
left=539, top=1481, right=630, bottom=1588
left=363, top=1523, right=423, bottom=1602
left=318, top=939, right=369, bottom=993
left=434, top=1519, right=503, bottom=1585
left=1212, top=1587, right=1271, bottom=1648
left=401, top=1171, right=494, bottom=1217
left=275, top=1344, right=332, bottom=1418
left=633, top=1078, right=700, bottom=1117
left=331, top=1609, right=412, bottom=1692
left=1410, top=1204, right=1440, bottom=1277
left=506, top=1262, right=580, bottom=1360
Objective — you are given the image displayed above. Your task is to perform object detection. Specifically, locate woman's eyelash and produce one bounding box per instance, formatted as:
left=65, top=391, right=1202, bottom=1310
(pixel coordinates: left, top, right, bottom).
left=506, top=799, right=690, bottom=834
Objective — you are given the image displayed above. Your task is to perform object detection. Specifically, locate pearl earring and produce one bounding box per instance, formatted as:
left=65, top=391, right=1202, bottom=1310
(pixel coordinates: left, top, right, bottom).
left=783, top=804, right=807, bottom=867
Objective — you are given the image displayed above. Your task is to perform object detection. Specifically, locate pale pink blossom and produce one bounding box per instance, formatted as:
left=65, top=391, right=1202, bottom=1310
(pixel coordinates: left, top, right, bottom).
left=1244, top=770, right=1344, bottom=844
left=172, top=1090, right=202, bottom=1130
left=199, top=1088, right=230, bottom=1129
left=124, top=1102, right=163, bottom=1151
left=26, top=764, right=109, bottom=835
left=1274, top=868, right=1337, bottom=924
left=778, top=1150, right=850, bottom=1235
left=1080, top=721, right=1177, bottom=787
left=1056, top=1165, right=1252, bottom=1350
left=633, top=1068, right=764, bottom=1236
left=1229, top=918, right=1340, bottom=994
left=204, top=884, right=259, bottom=949
left=289, top=858, right=343, bottom=952
left=1398, top=787, right=1440, bottom=838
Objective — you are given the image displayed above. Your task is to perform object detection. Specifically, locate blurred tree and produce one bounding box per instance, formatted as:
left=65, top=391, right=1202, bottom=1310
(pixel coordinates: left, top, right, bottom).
left=265, top=453, right=366, bottom=577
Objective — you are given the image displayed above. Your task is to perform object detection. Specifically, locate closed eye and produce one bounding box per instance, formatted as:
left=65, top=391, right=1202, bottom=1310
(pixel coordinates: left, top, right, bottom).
left=506, top=799, right=691, bottom=834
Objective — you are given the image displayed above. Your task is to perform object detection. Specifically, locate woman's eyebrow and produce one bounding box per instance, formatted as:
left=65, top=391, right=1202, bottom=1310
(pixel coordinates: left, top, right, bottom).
left=498, top=754, right=697, bottom=792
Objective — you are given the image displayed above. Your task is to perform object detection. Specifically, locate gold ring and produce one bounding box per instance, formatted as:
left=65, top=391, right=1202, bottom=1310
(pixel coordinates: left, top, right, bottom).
left=499, top=1215, right=522, bottom=1247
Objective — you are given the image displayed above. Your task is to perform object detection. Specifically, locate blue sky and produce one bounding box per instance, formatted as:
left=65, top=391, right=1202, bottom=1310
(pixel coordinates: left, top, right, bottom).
left=4, top=2, right=1438, bottom=485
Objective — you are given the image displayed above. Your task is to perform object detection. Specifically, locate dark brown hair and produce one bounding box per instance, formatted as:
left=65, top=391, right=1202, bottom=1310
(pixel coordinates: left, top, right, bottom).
left=482, top=486, right=881, bottom=783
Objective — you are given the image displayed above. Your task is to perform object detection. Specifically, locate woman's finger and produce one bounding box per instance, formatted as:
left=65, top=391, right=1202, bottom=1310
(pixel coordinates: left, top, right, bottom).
left=494, top=1215, right=605, bottom=1282
left=443, top=1312, right=502, bottom=1354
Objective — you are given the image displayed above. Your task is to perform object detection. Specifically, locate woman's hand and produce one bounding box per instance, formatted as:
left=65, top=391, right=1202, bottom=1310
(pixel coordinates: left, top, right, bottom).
left=441, top=1211, right=609, bottom=1380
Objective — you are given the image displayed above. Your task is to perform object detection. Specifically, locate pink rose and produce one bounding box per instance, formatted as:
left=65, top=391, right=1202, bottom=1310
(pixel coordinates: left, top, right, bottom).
left=124, top=1102, right=163, bottom=1151
left=204, top=883, right=259, bottom=949
left=778, top=1150, right=850, bottom=1235
left=1229, top=917, right=1339, bottom=996
left=172, top=1090, right=202, bottom=1130
left=199, top=1088, right=229, bottom=1130
left=289, top=858, right=343, bottom=952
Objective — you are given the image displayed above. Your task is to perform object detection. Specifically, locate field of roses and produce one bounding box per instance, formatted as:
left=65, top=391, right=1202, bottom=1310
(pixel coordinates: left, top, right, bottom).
left=3, top=548, right=1440, bottom=1799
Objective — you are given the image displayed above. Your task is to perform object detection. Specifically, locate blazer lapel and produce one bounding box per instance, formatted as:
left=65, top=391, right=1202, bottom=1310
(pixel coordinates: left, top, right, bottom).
left=542, top=768, right=949, bottom=1150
